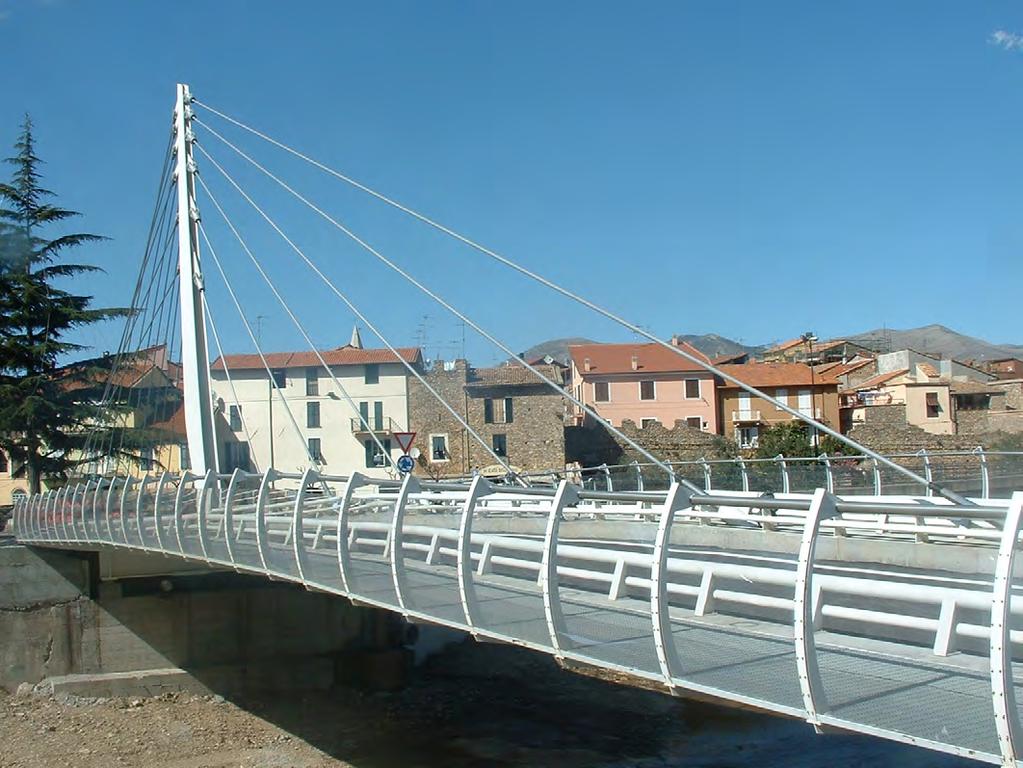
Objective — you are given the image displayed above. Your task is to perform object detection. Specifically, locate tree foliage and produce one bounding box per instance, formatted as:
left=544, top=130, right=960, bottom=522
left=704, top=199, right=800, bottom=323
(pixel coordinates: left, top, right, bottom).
left=0, top=116, right=130, bottom=493
left=752, top=421, right=857, bottom=459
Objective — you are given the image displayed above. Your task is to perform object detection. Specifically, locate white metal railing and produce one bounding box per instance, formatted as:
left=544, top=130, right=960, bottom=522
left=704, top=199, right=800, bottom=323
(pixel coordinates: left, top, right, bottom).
left=11, top=473, right=1023, bottom=765
left=731, top=410, right=762, bottom=422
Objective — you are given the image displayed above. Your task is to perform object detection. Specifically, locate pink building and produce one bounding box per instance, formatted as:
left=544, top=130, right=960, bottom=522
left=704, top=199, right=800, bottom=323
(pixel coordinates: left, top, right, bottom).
left=568, top=339, right=718, bottom=433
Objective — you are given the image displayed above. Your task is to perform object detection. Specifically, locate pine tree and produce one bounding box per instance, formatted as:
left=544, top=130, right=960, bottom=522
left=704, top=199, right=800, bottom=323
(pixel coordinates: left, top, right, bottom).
left=0, top=116, right=128, bottom=493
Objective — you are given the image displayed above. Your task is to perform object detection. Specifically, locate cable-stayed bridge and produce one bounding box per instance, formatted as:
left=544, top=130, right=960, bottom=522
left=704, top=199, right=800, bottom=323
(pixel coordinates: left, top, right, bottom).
left=12, top=84, right=1023, bottom=766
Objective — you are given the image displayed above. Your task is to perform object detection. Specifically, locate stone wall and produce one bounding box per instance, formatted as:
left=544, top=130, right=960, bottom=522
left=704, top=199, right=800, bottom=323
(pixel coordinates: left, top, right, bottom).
left=408, top=361, right=566, bottom=477
left=846, top=404, right=980, bottom=454
left=566, top=419, right=734, bottom=468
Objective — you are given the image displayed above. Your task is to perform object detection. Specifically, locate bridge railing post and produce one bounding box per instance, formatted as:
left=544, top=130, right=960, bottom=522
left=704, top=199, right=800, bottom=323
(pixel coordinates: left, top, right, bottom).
left=793, top=487, right=837, bottom=729
left=872, top=457, right=881, bottom=495
left=700, top=457, right=712, bottom=491
left=38, top=491, right=50, bottom=541
left=819, top=453, right=833, bottom=494
left=104, top=476, right=122, bottom=544
left=541, top=480, right=580, bottom=658
left=151, top=472, right=170, bottom=552
left=389, top=474, right=422, bottom=615
left=457, top=475, right=494, bottom=635
left=335, top=472, right=367, bottom=595
left=222, top=469, right=243, bottom=571
left=58, top=484, right=73, bottom=544
left=254, top=470, right=276, bottom=573
left=777, top=454, right=790, bottom=494
left=118, top=475, right=135, bottom=546
left=651, top=482, right=693, bottom=691
left=292, top=467, right=319, bottom=586
left=974, top=446, right=990, bottom=500
left=918, top=449, right=933, bottom=497
left=74, top=481, right=91, bottom=544
left=172, top=472, right=193, bottom=555
left=990, top=491, right=1023, bottom=765
left=738, top=458, right=749, bottom=493
left=89, top=480, right=103, bottom=542
left=196, top=469, right=216, bottom=565
left=632, top=461, right=644, bottom=492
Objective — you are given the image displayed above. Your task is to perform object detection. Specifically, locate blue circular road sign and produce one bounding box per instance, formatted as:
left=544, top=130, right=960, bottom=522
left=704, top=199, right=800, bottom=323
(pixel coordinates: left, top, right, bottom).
left=396, top=454, right=415, bottom=473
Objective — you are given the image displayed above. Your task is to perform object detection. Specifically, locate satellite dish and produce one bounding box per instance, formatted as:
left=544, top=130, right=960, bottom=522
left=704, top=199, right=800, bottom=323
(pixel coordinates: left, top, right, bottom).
left=410, top=447, right=421, bottom=460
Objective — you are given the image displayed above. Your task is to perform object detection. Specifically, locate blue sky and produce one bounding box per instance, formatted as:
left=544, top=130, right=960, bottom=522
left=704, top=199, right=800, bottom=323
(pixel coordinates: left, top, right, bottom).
left=2, top=1, right=1021, bottom=365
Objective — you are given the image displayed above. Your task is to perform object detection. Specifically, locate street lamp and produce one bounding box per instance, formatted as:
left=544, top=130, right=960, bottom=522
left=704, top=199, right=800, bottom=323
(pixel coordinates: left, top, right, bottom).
left=801, top=332, right=820, bottom=451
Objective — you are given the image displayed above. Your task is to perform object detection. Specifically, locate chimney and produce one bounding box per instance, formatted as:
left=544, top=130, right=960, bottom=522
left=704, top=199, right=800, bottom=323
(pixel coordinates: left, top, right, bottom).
left=631, top=354, right=639, bottom=371
left=584, top=357, right=591, bottom=372
left=671, top=335, right=680, bottom=346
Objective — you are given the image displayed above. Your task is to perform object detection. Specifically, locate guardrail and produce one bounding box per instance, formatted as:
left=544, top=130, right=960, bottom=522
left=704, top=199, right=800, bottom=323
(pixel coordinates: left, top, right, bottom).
left=11, top=473, right=1023, bottom=765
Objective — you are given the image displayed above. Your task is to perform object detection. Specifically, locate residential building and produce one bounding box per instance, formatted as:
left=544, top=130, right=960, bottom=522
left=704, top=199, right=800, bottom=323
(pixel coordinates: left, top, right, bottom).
left=210, top=337, right=421, bottom=478
left=980, top=358, right=1023, bottom=380
left=875, top=349, right=995, bottom=384
left=840, top=365, right=956, bottom=435
left=568, top=338, right=718, bottom=433
left=0, top=449, right=27, bottom=511
left=716, top=363, right=840, bottom=450
left=408, top=360, right=566, bottom=477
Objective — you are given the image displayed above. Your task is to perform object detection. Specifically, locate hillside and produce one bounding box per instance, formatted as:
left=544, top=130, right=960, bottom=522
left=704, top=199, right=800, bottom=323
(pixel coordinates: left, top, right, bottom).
left=671, top=333, right=764, bottom=359
left=516, top=337, right=596, bottom=366
left=843, top=324, right=1021, bottom=362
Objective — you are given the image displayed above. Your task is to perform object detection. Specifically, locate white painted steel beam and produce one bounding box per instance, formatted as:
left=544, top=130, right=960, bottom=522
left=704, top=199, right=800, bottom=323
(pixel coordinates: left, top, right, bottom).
left=990, top=491, right=1023, bottom=766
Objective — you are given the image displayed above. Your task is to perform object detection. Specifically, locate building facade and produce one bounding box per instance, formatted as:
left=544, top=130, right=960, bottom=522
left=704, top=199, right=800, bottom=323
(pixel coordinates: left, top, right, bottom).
left=210, top=344, right=421, bottom=478
left=568, top=339, right=718, bottom=433
left=408, top=360, right=567, bottom=478
left=716, top=363, right=840, bottom=450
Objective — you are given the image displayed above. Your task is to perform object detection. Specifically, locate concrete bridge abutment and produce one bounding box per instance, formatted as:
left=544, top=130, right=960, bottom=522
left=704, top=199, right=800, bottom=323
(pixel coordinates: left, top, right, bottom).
left=0, top=542, right=410, bottom=697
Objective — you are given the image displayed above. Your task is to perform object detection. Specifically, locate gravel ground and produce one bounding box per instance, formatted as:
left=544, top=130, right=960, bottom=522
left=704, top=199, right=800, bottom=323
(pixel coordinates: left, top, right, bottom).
left=1, top=640, right=975, bottom=768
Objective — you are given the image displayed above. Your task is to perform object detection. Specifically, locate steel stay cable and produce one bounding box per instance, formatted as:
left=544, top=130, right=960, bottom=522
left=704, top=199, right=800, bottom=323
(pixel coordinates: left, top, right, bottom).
left=196, top=222, right=326, bottom=470
left=202, top=301, right=259, bottom=472
left=192, top=100, right=967, bottom=505
left=193, top=144, right=521, bottom=483
left=194, top=119, right=687, bottom=488
left=194, top=178, right=398, bottom=473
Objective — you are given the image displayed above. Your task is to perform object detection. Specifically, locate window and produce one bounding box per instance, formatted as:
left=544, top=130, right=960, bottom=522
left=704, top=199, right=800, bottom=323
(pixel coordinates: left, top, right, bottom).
left=140, top=448, right=154, bottom=471
left=594, top=381, right=610, bottom=402
left=736, top=426, right=759, bottom=449
left=307, top=401, right=320, bottom=428
left=365, top=438, right=391, bottom=467
left=686, top=416, right=702, bottom=430
left=430, top=434, right=449, bottom=462
left=373, top=401, right=384, bottom=430
left=492, top=433, right=507, bottom=457
left=306, top=367, right=319, bottom=396
left=926, top=391, right=941, bottom=418
left=484, top=397, right=513, bottom=424
left=684, top=379, right=701, bottom=399
left=271, top=369, right=286, bottom=389
left=797, top=389, right=812, bottom=416
left=308, top=437, right=323, bottom=463
left=775, top=388, right=788, bottom=410
left=359, top=401, right=369, bottom=429
left=364, top=364, right=379, bottom=385
left=229, top=405, right=242, bottom=431
left=639, top=380, right=656, bottom=400
left=179, top=443, right=191, bottom=471
left=640, top=418, right=659, bottom=428
left=0, top=451, right=7, bottom=474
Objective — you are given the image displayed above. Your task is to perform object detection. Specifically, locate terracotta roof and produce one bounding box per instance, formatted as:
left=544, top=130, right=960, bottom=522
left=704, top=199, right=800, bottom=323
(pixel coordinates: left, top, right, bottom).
left=846, top=369, right=909, bottom=391
left=465, top=363, right=565, bottom=388
left=916, top=363, right=939, bottom=378
left=568, top=341, right=711, bottom=375
left=764, top=338, right=805, bottom=354
left=717, top=362, right=837, bottom=389
left=211, top=345, right=422, bottom=372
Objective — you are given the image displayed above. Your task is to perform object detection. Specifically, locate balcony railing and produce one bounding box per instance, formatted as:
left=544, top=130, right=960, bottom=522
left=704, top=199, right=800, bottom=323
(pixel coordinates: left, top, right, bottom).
left=731, top=410, right=762, bottom=423
left=350, top=416, right=398, bottom=434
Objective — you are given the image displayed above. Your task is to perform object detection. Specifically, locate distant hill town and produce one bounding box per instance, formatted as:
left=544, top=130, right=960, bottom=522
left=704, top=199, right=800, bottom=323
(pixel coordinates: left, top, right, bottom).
left=519, top=325, right=1021, bottom=368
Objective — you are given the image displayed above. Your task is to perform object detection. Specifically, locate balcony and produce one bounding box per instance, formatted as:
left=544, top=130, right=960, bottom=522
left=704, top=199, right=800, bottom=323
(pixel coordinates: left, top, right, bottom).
left=791, top=408, right=823, bottom=420
left=350, top=416, right=398, bottom=434
left=731, top=410, right=762, bottom=423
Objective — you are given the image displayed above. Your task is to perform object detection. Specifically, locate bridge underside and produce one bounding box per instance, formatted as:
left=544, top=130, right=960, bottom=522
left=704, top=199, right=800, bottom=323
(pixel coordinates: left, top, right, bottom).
left=14, top=472, right=1023, bottom=765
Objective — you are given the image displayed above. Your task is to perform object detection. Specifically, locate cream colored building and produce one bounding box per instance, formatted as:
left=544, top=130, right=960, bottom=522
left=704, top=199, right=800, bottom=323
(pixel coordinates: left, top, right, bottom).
left=840, top=365, right=955, bottom=435
left=210, top=339, right=421, bottom=479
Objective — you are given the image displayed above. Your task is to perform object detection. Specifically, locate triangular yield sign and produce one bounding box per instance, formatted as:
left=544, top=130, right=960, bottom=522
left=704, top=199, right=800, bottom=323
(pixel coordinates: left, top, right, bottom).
left=392, top=431, right=416, bottom=454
